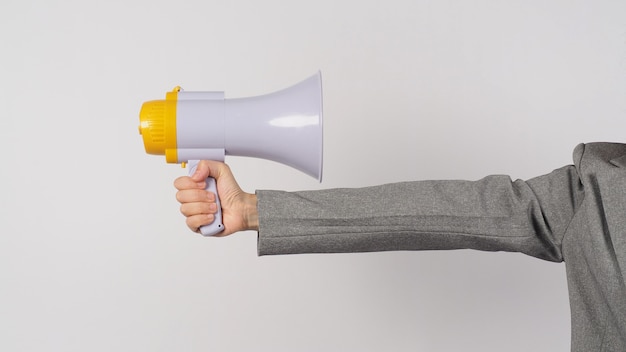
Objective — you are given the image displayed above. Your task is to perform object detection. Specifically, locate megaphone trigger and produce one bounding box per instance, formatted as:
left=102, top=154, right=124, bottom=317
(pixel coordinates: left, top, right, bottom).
left=187, top=160, right=224, bottom=236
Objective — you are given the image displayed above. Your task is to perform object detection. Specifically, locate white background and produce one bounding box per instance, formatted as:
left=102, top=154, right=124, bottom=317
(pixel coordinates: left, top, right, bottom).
left=1, top=0, right=625, bottom=351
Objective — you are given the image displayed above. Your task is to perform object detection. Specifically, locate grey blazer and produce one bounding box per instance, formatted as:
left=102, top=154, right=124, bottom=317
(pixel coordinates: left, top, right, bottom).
left=257, top=142, right=626, bottom=351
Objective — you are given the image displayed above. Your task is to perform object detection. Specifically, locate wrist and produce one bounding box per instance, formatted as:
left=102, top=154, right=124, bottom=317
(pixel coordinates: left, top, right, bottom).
left=243, top=193, right=259, bottom=231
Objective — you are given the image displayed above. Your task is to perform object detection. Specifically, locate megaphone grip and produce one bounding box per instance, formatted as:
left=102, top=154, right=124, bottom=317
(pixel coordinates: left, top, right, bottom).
left=187, top=161, right=224, bottom=236
left=199, top=177, right=224, bottom=236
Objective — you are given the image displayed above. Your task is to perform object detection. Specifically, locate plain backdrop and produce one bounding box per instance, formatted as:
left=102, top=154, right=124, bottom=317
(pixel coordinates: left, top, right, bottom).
left=1, top=0, right=625, bottom=351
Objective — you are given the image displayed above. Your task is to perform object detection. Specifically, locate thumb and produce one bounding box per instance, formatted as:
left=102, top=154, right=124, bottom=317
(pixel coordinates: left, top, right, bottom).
left=204, top=160, right=231, bottom=181
left=190, top=160, right=211, bottom=182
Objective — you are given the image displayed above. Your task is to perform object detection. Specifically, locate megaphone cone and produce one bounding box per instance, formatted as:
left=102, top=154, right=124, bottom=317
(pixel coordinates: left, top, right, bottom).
left=222, top=72, right=323, bottom=181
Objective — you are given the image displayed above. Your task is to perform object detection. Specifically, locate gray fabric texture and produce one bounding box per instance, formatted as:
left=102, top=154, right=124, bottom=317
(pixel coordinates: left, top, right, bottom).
left=256, top=142, right=626, bottom=351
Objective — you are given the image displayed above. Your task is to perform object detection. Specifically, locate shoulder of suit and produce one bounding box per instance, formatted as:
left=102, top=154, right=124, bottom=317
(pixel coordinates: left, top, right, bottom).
left=573, top=142, right=626, bottom=172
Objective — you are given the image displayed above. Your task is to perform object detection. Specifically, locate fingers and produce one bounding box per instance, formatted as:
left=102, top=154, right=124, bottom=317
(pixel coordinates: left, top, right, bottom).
left=176, top=189, right=217, bottom=221
left=185, top=214, right=215, bottom=233
left=174, top=174, right=205, bottom=191
left=179, top=198, right=218, bottom=233
left=173, top=160, right=245, bottom=236
left=180, top=200, right=217, bottom=217
left=174, top=162, right=221, bottom=234
left=175, top=189, right=215, bottom=203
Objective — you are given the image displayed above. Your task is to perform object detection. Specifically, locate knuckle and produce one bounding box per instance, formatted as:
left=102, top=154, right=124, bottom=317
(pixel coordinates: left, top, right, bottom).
left=173, top=176, right=187, bottom=189
left=185, top=218, right=197, bottom=232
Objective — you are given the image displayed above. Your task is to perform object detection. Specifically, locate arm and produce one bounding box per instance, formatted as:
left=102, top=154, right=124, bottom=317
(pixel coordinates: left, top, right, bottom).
left=174, top=161, right=584, bottom=261
left=256, top=166, right=584, bottom=260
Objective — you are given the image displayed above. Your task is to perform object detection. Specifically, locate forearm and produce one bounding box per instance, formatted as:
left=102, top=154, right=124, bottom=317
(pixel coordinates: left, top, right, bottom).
left=256, top=166, right=583, bottom=260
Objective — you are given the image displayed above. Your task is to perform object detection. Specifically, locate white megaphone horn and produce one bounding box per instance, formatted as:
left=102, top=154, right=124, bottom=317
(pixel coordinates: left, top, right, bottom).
left=138, top=72, right=323, bottom=236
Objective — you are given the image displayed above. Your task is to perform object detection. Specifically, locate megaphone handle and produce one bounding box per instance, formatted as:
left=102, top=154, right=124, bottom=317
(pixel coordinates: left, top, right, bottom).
left=187, top=161, right=224, bottom=236
left=199, top=177, right=224, bottom=236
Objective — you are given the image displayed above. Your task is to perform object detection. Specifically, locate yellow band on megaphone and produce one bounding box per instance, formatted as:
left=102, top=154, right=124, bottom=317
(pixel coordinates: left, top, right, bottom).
left=138, top=87, right=180, bottom=163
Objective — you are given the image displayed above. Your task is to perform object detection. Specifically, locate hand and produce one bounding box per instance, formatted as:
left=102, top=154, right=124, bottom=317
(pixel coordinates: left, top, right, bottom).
left=174, top=160, right=258, bottom=236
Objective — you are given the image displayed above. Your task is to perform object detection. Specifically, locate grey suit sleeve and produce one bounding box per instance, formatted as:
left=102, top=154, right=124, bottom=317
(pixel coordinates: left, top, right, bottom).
left=256, top=166, right=584, bottom=261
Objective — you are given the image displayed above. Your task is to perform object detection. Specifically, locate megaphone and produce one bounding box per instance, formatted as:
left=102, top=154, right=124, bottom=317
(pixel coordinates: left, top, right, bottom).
left=138, top=72, right=323, bottom=236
